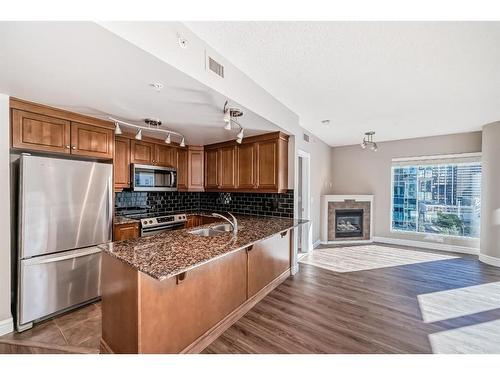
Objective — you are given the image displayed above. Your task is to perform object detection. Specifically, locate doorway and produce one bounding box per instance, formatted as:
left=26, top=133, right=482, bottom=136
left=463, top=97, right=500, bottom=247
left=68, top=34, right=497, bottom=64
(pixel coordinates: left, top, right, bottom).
left=297, top=150, right=312, bottom=255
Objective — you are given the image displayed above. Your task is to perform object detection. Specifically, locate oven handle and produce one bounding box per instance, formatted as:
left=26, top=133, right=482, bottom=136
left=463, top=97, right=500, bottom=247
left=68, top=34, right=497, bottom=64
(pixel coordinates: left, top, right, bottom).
left=141, top=222, right=186, bottom=236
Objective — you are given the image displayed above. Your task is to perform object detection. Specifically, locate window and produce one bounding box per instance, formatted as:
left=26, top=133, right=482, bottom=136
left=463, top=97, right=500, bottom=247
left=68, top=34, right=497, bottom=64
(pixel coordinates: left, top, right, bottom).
left=391, top=159, right=481, bottom=238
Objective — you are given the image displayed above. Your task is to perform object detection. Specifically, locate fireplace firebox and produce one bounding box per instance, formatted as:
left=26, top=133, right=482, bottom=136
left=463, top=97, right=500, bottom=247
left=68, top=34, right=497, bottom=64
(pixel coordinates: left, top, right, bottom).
left=335, top=209, right=364, bottom=238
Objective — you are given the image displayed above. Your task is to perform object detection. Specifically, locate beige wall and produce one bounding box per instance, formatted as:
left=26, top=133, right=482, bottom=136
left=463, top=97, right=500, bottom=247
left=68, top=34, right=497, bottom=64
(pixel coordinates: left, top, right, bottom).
left=480, top=122, right=500, bottom=262
left=0, top=94, right=13, bottom=334
left=330, top=131, right=482, bottom=249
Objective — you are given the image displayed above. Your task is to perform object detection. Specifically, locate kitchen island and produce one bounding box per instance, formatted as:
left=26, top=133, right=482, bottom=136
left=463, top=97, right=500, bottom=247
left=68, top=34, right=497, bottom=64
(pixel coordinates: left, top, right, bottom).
left=98, top=215, right=306, bottom=354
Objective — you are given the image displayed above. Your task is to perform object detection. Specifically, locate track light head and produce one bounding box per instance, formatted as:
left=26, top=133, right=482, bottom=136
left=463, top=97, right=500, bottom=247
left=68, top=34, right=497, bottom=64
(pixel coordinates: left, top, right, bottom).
left=224, top=121, right=232, bottom=130
left=236, top=128, right=244, bottom=140
left=135, top=129, right=142, bottom=140
left=236, top=137, right=242, bottom=144
left=180, top=137, right=185, bottom=147
left=165, top=133, right=171, bottom=144
left=114, top=123, right=122, bottom=135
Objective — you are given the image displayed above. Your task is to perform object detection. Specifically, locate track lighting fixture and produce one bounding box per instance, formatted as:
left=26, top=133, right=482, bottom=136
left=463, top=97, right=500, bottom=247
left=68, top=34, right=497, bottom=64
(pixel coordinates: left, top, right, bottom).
left=236, top=137, right=242, bottom=144
left=180, top=137, right=186, bottom=147
left=108, top=117, right=186, bottom=147
left=135, top=129, right=142, bottom=140
left=236, top=128, right=244, bottom=140
left=360, top=131, right=378, bottom=152
left=224, top=121, right=232, bottom=130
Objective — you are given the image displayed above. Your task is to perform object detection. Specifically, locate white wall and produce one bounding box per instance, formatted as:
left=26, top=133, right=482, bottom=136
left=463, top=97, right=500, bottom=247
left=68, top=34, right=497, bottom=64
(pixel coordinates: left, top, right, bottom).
left=0, top=94, right=13, bottom=335
left=330, top=131, right=482, bottom=250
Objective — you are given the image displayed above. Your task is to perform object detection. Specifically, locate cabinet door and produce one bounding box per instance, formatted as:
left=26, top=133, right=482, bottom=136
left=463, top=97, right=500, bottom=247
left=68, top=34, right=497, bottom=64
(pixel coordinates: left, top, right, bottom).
left=156, top=144, right=177, bottom=167
left=177, top=148, right=188, bottom=191
left=256, top=139, right=278, bottom=190
left=113, top=223, right=139, bottom=241
left=188, top=147, right=204, bottom=191
left=219, top=145, right=236, bottom=189
left=131, top=140, right=155, bottom=165
left=114, top=137, right=131, bottom=191
left=11, top=109, right=71, bottom=154
left=205, top=148, right=219, bottom=189
left=70, top=122, right=114, bottom=159
left=237, top=142, right=257, bottom=190
left=247, top=231, right=290, bottom=297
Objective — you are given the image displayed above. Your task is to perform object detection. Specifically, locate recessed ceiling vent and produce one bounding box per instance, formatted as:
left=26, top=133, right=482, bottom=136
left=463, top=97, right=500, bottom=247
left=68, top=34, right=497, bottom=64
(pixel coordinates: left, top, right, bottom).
left=208, top=56, right=224, bottom=78
left=303, top=133, right=310, bottom=143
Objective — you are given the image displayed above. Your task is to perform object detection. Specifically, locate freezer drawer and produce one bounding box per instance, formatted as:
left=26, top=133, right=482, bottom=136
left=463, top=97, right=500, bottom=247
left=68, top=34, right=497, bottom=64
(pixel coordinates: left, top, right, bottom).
left=19, top=246, right=102, bottom=326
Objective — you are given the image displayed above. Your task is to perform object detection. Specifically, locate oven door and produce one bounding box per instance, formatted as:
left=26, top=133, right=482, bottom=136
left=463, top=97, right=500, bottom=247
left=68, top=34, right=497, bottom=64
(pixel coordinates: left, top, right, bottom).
left=141, top=222, right=186, bottom=237
left=132, top=164, right=177, bottom=192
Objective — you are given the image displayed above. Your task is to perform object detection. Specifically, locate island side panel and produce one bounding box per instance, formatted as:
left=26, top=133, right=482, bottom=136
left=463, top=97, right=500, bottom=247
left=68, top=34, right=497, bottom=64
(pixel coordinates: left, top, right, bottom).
left=138, top=248, right=248, bottom=353
left=248, top=230, right=291, bottom=297
left=101, top=252, right=140, bottom=354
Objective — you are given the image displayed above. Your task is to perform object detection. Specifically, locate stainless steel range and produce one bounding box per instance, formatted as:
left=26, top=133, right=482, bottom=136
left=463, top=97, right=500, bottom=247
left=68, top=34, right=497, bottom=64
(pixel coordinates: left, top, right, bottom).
left=127, top=213, right=187, bottom=237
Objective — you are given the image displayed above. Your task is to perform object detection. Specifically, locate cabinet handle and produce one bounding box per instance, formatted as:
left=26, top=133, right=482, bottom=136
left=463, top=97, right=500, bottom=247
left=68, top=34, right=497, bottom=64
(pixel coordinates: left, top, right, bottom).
left=246, top=245, right=253, bottom=252
left=66, top=145, right=70, bottom=149
left=71, top=146, right=76, bottom=150
left=280, top=231, right=287, bottom=238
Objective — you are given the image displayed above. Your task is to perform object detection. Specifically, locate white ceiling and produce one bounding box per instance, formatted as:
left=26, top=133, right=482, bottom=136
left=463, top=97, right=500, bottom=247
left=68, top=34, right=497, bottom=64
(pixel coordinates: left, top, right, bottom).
left=185, top=22, right=500, bottom=146
left=0, top=22, right=281, bottom=145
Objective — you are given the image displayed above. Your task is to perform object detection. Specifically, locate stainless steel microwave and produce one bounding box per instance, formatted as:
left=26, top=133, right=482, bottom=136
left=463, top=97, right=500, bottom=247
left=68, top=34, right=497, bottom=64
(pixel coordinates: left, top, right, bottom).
left=131, top=164, right=177, bottom=191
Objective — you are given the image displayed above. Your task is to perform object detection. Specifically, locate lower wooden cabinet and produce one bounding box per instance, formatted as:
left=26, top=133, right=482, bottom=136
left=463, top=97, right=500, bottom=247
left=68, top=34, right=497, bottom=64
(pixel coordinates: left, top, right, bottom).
left=113, top=222, right=140, bottom=241
left=247, top=230, right=291, bottom=297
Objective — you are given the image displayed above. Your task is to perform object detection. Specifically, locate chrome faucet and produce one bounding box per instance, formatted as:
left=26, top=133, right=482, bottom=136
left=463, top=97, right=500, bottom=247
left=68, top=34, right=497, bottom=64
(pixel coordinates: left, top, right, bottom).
left=212, top=212, right=238, bottom=234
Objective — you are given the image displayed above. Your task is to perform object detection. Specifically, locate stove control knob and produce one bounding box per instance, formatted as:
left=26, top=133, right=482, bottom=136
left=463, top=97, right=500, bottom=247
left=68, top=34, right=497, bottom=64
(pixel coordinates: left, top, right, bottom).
left=149, top=220, right=153, bottom=224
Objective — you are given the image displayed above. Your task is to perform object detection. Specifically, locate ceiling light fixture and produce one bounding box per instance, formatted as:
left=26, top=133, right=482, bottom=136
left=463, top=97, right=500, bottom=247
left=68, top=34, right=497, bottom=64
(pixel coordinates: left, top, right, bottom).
left=108, top=116, right=186, bottom=146
left=180, top=137, right=186, bottom=147
left=361, top=131, right=378, bottom=152
left=150, top=83, right=164, bottom=92
left=321, top=119, right=330, bottom=126
left=222, top=100, right=246, bottom=143
left=135, top=129, right=142, bottom=141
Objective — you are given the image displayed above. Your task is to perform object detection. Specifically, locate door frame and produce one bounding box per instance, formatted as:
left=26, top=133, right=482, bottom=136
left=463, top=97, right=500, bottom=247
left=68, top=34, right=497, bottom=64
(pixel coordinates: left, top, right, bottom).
left=297, top=149, right=312, bottom=254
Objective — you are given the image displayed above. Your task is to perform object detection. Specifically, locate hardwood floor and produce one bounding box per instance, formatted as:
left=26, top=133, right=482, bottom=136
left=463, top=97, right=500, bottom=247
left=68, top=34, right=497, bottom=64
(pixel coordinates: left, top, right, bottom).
left=2, top=244, right=500, bottom=354
left=204, top=244, right=500, bottom=354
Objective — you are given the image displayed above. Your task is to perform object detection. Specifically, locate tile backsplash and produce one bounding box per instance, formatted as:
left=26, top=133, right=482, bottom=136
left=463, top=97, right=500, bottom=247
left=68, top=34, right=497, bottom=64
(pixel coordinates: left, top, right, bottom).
left=115, top=190, right=294, bottom=218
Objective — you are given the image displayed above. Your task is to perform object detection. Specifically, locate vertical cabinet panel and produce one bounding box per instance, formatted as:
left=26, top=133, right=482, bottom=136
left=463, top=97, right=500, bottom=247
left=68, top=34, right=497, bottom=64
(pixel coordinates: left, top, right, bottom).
left=114, top=137, right=131, bottom=191
left=205, top=148, right=219, bottom=189
left=237, top=143, right=257, bottom=189
left=131, top=140, right=155, bottom=165
left=113, top=222, right=139, bottom=241
left=188, top=146, right=204, bottom=191
left=219, top=145, right=236, bottom=189
left=70, top=122, right=114, bottom=159
left=256, top=139, right=278, bottom=190
left=247, top=231, right=291, bottom=298
left=11, top=109, right=71, bottom=154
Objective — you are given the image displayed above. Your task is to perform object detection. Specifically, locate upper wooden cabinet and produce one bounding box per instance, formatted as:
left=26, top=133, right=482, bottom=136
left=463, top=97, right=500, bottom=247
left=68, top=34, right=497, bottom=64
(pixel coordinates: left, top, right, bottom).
left=188, top=146, right=204, bottom=191
left=10, top=99, right=114, bottom=159
left=114, top=137, right=131, bottom=191
left=131, top=140, right=155, bottom=165
left=70, top=121, right=114, bottom=159
left=155, top=144, right=177, bottom=168
left=177, top=147, right=188, bottom=191
left=204, top=132, right=289, bottom=193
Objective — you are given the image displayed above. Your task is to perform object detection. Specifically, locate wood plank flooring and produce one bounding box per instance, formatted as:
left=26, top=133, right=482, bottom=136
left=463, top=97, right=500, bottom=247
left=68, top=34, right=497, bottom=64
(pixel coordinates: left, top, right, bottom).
left=203, top=244, right=500, bottom=354
left=2, top=244, right=500, bottom=354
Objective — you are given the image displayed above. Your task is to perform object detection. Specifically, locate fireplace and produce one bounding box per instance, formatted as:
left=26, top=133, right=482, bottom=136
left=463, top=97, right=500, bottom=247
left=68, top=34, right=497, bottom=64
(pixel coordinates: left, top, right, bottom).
left=335, top=209, right=364, bottom=238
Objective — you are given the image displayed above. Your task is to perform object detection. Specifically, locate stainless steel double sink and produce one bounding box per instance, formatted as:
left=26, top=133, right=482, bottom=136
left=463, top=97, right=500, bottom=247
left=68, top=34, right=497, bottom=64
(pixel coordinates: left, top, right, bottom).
left=189, top=223, right=234, bottom=237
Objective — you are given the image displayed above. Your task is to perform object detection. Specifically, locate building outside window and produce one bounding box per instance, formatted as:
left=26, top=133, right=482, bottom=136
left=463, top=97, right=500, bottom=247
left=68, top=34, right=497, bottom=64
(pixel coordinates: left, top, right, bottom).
left=391, top=159, right=481, bottom=238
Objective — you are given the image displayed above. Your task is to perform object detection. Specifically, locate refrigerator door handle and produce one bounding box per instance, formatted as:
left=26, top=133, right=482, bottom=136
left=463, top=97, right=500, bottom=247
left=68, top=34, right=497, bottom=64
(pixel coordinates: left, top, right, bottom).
left=22, top=247, right=101, bottom=266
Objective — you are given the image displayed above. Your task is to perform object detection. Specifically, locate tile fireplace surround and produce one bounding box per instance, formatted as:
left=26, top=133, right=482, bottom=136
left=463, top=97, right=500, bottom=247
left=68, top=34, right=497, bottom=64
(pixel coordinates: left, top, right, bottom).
left=321, top=195, right=374, bottom=244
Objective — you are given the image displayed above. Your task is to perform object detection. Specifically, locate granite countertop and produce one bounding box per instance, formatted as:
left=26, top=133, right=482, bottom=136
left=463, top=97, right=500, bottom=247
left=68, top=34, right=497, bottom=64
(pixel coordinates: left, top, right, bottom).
left=100, top=215, right=308, bottom=281
left=114, top=216, right=140, bottom=225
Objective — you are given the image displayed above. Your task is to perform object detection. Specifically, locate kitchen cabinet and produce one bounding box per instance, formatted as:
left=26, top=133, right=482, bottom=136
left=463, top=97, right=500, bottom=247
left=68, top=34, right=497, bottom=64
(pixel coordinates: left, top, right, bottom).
left=177, top=147, right=188, bottom=190
left=247, top=231, right=291, bottom=297
left=237, top=142, right=257, bottom=190
left=204, top=148, right=219, bottom=189
left=131, top=140, right=155, bottom=165
left=185, top=215, right=202, bottom=228
left=204, top=132, right=288, bottom=193
left=155, top=144, right=177, bottom=167
left=11, top=103, right=114, bottom=159
left=114, top=137, right=131, bottom=191
left=113, top=222, right=140, bottom=241
left=70, top=121, right=114, bottom=159
left=188, top=146, right=204, bottom=191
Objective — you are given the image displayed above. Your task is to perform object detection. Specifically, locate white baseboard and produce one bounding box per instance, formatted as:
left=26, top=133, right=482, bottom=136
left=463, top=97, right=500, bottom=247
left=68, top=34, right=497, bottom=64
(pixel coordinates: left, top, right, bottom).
left=479, top=253, right=500, bottom=267
left=321, top=239, right=373, bottom=246
left=373, top=236, right=479, bottom=255
left=313, top=239, right=321, bottom=249
left=0, top=317, right=13, bottom=336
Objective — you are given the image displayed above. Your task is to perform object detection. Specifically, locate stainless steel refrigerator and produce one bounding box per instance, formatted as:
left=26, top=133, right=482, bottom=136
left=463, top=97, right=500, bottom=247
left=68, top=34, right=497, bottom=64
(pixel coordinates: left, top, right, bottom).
left=17, top=155, right=112, bottom=331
